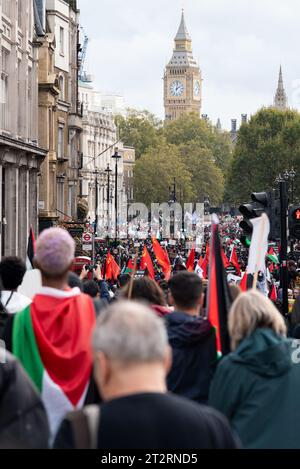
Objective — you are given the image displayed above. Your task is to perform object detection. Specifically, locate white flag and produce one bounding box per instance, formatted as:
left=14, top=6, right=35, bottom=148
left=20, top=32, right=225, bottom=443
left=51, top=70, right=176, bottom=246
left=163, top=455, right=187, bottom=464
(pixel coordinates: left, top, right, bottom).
left=247, top=214, right=270, bottom=275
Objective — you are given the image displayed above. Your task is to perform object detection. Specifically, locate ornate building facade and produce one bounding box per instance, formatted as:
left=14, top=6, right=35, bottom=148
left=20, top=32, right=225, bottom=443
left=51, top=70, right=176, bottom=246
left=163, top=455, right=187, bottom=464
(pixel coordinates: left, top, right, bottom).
left=164, top=11, right=202, bottom=121
left=79, top=80, right=128, bottom=236
left=38, top=0, right=82, bottom=231
left=0, top=0, right=47, bottom=257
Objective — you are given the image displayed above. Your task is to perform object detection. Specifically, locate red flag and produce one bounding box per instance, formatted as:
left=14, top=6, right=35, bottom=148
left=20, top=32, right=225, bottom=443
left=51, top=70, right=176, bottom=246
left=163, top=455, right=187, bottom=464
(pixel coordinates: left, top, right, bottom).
left=186, top=248, right=196, bottom=272
left=240, top=272, right=248, bottom=292
left=270, top=284, right=278, bottom=301
left=140, top=245, right=155, bottom=280
left=152, top=238, right=171, bottom=280
left=105, top=252, right=121, bottom=281
left=207, top=222, right=232, bottom=356
left=221, top=249, right=230, bottom=269
left=199, top=256, right=208, bottom=280
left=198, top=246, right=209, bottom=279
left=230, top=246, right=241, bottom=276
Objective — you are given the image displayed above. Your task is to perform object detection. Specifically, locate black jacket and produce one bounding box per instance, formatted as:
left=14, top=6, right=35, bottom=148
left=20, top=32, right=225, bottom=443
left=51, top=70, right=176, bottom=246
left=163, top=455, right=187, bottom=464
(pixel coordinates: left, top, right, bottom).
left=166, top=312, right=217, bottom=404
left=54, top=392, right=240, bottom=449
left=0, top=352, right=50, bottom=449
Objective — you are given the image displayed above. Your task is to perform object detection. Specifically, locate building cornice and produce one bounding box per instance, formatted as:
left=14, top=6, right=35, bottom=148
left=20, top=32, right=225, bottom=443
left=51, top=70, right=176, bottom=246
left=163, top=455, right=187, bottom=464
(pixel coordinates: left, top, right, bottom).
left=0, top=135, right=47, bottom=159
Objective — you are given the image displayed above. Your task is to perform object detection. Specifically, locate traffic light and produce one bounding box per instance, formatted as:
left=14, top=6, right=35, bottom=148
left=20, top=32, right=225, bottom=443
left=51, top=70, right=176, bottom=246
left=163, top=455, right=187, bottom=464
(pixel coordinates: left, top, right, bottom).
left=289, top=206, right=300, bottom=239
left=239, top=191, right=281, bottom=243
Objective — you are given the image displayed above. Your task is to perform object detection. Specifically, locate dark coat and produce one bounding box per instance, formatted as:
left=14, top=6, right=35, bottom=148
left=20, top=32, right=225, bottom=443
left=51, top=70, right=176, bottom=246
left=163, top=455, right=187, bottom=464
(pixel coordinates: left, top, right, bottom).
left=209, top=328, right=300, bottom=449
left=166, top=312, right=217, bottom=404
left=0, top=352, right=50, bottom=449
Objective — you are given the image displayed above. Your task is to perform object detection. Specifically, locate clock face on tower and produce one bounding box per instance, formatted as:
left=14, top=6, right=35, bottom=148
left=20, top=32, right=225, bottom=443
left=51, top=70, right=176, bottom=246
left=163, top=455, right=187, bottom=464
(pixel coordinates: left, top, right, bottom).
left=170, top=80, right=184, bottom=97
left=194, top=80, right=200, bottom=97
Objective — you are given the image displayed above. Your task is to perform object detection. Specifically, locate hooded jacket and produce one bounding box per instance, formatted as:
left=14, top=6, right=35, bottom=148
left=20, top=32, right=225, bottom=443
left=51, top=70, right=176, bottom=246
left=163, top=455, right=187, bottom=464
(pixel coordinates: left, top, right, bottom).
left=166, top=312, right=217, bottom=404
left=209, top=328, right=300, bottom=449
left=0, top=352, right=49, bottom=448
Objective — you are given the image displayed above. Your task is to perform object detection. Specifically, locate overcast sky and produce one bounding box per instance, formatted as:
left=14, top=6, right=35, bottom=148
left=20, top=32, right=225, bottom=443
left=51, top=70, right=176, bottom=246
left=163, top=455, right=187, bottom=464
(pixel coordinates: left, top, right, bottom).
left=79, top=0, right=300, bottom=129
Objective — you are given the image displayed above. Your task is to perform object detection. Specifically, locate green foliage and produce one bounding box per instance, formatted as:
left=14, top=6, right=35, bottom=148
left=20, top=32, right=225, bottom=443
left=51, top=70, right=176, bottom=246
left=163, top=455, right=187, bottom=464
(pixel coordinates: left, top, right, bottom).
left=117, top=110, right=232, bottom=205
left=134, top=143, right=193, bottom=206
left=115, top=109, right=162, bottom=159
left=164, top=113, right=233, bottom=173
left=225, top=107, right=300, bottom=204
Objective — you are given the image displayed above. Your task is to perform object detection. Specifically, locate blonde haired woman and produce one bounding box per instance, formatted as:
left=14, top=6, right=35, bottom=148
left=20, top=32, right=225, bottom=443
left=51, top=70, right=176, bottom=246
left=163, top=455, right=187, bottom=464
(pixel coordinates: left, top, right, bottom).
left=209, top=290, right=300, bottom=449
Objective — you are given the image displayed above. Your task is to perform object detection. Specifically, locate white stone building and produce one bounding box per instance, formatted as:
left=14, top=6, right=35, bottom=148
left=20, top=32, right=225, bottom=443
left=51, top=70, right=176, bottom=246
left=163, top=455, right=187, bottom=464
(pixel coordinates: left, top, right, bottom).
left=0, top=0, right=47, bottom=257
left=79, top=80, right=127, bottom=237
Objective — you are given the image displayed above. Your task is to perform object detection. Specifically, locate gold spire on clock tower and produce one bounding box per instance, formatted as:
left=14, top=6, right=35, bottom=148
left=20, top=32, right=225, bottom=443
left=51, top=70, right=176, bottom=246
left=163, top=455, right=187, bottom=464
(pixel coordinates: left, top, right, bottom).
left=164, top=10, right=202, bottom=121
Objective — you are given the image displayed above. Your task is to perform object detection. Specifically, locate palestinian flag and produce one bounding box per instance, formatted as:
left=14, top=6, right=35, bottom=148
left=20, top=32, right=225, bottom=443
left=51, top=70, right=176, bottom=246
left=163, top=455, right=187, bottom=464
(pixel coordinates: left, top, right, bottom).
left=239, top=272, right=253, bottom=292
left=140, top=245, right=155, bottom=280
left=152, top=238, right=171, bottom=280
left=122, top=258, right=135, bottom=275
left=269, top=283, right=278, bottom=301
left=230, top=246, right=241, bottom=276
left=267, top=247, right=279, bottom=265
left=12, top=289, right=96, bottom=438
left=105, top=252, right=121, bottom=281
left=207, top=221, right=232, bottom=356
left=198, top=252, right=209, bottom=280
left=186, top=247, right=196, bottom=272
left=26, top=226, right=36, bottom=270
left=221, top=249, right=230, bottom=269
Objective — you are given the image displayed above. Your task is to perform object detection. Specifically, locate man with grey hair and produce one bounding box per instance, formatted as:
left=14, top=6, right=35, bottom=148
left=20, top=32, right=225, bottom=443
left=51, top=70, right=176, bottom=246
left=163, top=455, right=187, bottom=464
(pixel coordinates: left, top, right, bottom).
left=54, top=301, right=239, bottom=449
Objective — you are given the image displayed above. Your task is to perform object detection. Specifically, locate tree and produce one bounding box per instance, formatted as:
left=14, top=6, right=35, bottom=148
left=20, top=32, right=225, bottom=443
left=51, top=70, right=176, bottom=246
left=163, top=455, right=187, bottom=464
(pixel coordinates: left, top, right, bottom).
left=115, top=109, right=162, bottom=159
left=163, top=113, right=233, bottom=173
left=225, top=107, right=300, bottom=204
left=133, top=142, right=193, bottom=206
left=179, top=141, right=224, bottom=205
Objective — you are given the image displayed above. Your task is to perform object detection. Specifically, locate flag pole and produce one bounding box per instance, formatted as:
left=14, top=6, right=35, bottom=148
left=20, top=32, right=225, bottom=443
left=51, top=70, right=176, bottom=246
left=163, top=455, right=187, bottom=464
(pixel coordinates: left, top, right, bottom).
left=127, top=246, right=139, bottom=300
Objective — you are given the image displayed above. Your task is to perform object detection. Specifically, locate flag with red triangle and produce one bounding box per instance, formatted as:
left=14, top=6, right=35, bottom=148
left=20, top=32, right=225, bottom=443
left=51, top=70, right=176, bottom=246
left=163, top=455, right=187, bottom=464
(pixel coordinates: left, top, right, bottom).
left=207, top=219, right=232, bottom=356
left=269, top=283, right=278, bottom=301
left=186, top=247, right=196, bottom=272
left=230, top=246, right=241, bottom=276
left=26, top=226, right=36, bottom=270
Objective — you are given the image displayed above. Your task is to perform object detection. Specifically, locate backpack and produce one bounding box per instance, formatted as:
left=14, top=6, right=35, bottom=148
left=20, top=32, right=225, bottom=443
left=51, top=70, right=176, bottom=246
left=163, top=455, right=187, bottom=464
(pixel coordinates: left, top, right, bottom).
left=0, top=309, right=9, bottom=341
left=66, top=405, right=100, bottom=449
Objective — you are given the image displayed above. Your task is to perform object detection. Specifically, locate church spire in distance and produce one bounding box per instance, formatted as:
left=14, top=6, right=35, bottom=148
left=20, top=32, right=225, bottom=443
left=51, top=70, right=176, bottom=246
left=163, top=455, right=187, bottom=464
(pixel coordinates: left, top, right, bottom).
left=274, top=65, right=288, bottom=110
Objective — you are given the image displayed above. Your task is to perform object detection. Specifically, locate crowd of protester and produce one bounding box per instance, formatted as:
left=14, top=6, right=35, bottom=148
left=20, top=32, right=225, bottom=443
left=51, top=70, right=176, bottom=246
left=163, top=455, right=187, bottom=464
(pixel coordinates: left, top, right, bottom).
left=1, top=219, right=300, bottom=449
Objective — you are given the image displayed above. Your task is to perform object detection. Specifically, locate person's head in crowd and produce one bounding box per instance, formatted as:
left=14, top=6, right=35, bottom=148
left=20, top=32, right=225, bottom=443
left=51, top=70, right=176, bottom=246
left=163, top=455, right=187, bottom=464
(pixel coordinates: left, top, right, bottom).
left=228, top=290, right=287, bottom=351
left=117, top=273, right=131, bottom=288
left=34, top=228, right=75, bottom=289
left=83, top=280, right=100, bottom=298
left=92, top=301, right=171, bottom=401
left=168, top=272, right=203, bottom=316
left=68, top=272, right=83, bottom=291
left=122, top=277, right=166, bottom=306
left=0, top=256, right=26, bottom=291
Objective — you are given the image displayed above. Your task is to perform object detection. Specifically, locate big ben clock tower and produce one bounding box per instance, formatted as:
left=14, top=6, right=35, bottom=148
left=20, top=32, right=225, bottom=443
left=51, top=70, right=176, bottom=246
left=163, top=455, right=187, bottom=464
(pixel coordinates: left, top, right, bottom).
left=164, top=10, right=202, bottom=121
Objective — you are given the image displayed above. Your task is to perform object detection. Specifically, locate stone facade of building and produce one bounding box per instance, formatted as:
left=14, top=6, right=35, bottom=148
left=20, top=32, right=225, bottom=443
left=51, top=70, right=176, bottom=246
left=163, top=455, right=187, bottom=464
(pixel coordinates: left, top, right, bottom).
left=164, top=11, right=202, bottom=121
left=122, top=146, right=135, bottom=204
left=79, top=80, right=128, bottom=236
left=0, top=0, right=47, bottom=257
left=38, top=0, right=82, bottom=231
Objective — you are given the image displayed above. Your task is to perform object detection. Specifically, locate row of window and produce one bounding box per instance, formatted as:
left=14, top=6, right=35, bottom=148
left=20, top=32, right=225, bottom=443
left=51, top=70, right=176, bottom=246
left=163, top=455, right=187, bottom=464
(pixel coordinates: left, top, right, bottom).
left=0, top=47, right=34, bottom=138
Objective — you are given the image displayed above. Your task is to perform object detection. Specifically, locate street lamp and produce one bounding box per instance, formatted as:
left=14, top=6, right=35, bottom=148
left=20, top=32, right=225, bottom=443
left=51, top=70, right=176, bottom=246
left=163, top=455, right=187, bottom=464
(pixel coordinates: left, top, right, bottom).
left=111, top=148, right=122, bottom=242
left=105, top=164, right=112, bottom=235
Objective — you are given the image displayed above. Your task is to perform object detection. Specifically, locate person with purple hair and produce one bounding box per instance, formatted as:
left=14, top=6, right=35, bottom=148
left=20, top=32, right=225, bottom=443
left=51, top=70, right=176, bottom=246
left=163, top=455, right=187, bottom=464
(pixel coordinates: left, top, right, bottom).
left=4, top=228, right=98, bottom=443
